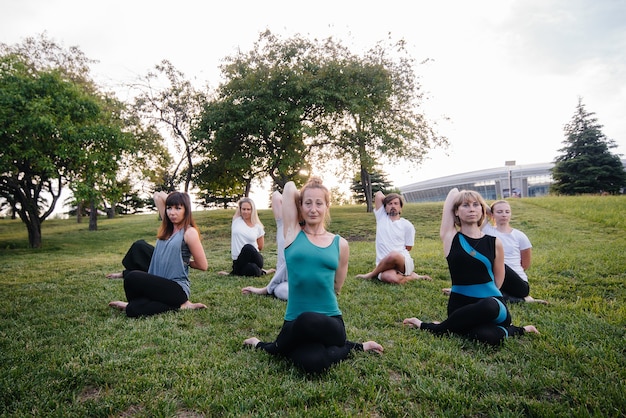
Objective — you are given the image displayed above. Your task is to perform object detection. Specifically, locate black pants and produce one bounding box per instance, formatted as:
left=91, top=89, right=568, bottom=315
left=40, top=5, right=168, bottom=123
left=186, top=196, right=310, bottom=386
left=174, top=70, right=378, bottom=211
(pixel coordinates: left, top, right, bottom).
left=256, top=312, right=362, bottom=373
left=232, top=244, right=264, bottom=276
left=122, top=270, right=187, bottom=317
left=500, top=264, right=530, bottom=302
left=121, top=240, right=154, bottom=273
left=421, top=296, right=524, bottom=346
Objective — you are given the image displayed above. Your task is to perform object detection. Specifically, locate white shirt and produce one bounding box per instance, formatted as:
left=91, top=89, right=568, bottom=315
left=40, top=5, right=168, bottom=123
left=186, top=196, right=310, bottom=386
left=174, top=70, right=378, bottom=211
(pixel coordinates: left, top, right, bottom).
left=231, top=217, right=264, bottom=260
left=374, top=205, right=415, bottom=265
left=483, top=224, right=532, bottom=281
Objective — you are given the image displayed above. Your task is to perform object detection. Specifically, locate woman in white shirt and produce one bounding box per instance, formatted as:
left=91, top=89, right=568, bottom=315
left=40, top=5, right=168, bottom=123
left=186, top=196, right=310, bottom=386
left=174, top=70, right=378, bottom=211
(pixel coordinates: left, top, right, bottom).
left=219, top=197, right=274, bottom=277
left=482, top=200, right=547, bottom=304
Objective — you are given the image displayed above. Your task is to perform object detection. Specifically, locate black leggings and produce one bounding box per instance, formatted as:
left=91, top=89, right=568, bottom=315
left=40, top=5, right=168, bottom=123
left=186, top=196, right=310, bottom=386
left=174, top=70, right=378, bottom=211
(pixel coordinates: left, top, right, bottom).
left=122, top=270, right=188, bottom=317
left=232, top=244, right=264, bottom=276
left=421, top=296, right=525, bottom=346
left=256, top=312, right=362, bottom=373
left=121, top=240, right=154, bottom=273
left=500, top=265, right=530, bottom=301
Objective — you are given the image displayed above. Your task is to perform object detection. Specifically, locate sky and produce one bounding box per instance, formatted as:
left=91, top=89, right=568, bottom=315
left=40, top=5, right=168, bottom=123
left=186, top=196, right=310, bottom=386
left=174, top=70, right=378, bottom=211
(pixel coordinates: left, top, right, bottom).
left=2, top=0, right=625, bottom=207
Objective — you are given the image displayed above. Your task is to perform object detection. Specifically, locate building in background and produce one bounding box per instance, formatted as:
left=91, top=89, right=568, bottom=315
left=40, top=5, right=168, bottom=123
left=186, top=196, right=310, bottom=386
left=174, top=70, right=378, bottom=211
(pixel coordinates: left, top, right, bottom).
left=400, top=162, right=554, bottom=203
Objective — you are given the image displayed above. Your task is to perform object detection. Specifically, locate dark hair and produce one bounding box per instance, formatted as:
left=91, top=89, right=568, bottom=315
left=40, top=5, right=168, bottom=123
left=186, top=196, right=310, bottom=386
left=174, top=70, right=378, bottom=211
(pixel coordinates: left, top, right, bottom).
left=383, top=193, right=404, bottom=208
left=157, top=192, right=198, bottom=239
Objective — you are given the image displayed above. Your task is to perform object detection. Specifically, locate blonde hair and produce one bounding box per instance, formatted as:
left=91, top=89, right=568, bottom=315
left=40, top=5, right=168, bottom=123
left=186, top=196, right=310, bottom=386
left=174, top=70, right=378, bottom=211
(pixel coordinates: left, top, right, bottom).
left=235, top=197, right=263, bottom=228
left=452, top=190, right=488, bottom=227
left=299, top=176, right=331, bottom=226
left=490, top=200, right=510, bottom=212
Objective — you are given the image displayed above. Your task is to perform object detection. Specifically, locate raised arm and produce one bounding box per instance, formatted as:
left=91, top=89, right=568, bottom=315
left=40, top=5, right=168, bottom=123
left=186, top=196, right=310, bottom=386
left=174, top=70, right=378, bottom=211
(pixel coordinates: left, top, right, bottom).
left=440, top=188, right=459, bottom=257
left=282, top=181, right=302, bottom=247
left=153, top=191, right=168, bottom=220
left=272, top=190, right=283, bottom=221
left=374, top=191, right=385, bottom=211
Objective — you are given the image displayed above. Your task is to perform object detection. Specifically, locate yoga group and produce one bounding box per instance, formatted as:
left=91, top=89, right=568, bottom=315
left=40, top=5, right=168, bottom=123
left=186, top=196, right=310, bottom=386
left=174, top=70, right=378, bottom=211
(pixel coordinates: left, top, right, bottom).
left=108, top=177, right=544, bottom=374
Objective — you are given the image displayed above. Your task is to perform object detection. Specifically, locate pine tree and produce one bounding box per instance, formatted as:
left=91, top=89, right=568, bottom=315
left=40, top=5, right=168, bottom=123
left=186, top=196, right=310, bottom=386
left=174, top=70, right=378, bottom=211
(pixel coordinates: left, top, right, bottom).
left=350, top=169, right=396, bottom=205
left=551, top=99, right=626, bottom=195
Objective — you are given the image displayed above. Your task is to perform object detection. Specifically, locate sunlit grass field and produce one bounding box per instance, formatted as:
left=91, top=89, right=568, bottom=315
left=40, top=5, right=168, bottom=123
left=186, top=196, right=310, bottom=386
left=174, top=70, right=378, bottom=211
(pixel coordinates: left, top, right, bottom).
left=0, top=195, right=624, bottom=417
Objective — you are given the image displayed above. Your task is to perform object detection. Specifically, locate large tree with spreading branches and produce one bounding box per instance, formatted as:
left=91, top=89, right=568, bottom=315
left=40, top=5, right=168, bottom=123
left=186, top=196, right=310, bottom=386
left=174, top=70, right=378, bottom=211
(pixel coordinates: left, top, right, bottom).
left=194, top=31, right=446, bottom=208
left=0, top=35, right=132, bottom=246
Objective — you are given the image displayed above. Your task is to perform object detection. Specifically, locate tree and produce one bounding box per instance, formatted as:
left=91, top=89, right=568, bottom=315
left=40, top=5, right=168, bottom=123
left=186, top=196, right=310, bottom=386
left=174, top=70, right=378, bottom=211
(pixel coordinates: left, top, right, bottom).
left=193, top=31, right=317, bottom=196
left=0, top=35, right=130, bottom=246
left=350, top=169, right=395, bottom=204
left=193, top=31, right=447, bottom=210
left=551, top=99, right=626, bottom=195
left=131, top=60, right=206, bottom=192
left=69, top=94, right=134, bottom=230
left=313, top=39, right=447, bottom=212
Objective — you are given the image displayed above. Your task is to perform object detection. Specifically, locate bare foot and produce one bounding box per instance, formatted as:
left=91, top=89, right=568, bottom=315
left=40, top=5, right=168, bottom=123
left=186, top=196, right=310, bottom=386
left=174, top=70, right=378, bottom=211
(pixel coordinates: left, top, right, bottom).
left=217, top=271, right=230, bottom=276
left=108, top=301, right=128, bottom=311
left=363, top=340, right=384, bottom=354
left=355, top=273, right=373, bottom=280
left=242, top=286, right=268, bottom=295
left=524, top=296, right=549, bottom=305
left=106, top=272, right=123, bottom=279
left=243, top=337, right=260, bottom=348
left=403, top=317, right=422, bottom=329
left=523, top=325, right=540, bottom=334
left=262, top=268, right=276, bottom=274
left=410, top=272, right=432, bottom=281
left=442, top=288, right=451, bottom=296
left=180, top=301, right=207, bottom=310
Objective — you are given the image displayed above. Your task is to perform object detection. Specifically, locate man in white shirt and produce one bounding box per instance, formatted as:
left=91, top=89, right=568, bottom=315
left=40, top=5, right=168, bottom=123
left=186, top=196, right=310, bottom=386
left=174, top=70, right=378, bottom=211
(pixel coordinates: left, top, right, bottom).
left=356, top=192, right=431, bottom=284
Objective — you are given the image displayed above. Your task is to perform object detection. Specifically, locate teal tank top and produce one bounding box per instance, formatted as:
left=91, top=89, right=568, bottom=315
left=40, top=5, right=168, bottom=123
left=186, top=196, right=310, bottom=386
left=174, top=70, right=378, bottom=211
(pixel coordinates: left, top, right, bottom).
left=284, top=230, right=342, bottom=321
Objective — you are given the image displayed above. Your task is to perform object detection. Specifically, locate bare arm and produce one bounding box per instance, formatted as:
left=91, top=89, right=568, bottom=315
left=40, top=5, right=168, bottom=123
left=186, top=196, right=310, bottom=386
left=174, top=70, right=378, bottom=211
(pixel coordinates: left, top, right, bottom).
left=272, top=190, right=283, bottom=221
left=282, top=181, right=301, bottom=247
left=374, top=191, right=385, bottom=210
left=256, top=235, right=265, bottom=251
left=521, top=248, right=532, bottom=270
left=153, top=191, right=168, bottom=220
left=184, top=227, right=208, bottom=271
left=493, top=237, right=505, bottom=288
left=334, top=237, right=350, bottom=295
left=440, top=188, right=459, bottom=257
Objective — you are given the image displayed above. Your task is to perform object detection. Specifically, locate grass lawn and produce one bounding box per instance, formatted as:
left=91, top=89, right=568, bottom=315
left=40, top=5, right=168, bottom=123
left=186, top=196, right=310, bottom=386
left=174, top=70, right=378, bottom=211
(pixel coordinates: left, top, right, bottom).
left=0, top=195, right=625, bottom=417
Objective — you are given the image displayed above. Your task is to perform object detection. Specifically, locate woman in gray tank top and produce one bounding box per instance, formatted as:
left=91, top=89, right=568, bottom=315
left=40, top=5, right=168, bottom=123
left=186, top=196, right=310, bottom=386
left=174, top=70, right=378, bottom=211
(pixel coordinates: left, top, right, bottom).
left=108, top=192, right=208, bottom=317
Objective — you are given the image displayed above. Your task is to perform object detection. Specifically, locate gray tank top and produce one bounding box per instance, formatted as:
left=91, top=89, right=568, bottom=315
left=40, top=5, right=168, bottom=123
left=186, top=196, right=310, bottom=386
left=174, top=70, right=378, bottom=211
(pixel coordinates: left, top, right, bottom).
left=148, top=228, right=191, bottom=297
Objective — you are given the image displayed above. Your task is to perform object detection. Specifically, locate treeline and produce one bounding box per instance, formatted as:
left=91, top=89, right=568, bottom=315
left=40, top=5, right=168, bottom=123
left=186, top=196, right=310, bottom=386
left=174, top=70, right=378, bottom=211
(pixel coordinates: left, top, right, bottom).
left=0, top=32, right=446, bottom=247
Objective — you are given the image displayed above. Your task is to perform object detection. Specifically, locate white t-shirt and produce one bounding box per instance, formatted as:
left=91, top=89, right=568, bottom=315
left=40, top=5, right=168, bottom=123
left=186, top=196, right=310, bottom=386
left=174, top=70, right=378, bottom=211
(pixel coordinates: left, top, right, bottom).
left=483, top=224, right=532, bottom=281
left=231, top=217, right=265, bottom=260
left=374, top=205, right=415, bottom=265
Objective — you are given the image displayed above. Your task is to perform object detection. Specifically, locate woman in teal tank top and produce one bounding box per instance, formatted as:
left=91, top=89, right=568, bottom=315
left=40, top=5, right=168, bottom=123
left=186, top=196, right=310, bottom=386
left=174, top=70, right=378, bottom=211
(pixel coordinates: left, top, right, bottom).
left=244, top=178, right=383, bottom=373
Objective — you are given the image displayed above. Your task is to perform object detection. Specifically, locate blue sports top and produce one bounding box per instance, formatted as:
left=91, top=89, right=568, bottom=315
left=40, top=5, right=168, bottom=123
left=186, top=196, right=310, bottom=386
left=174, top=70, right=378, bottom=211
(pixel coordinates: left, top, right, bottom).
left=447, top=232, right=502, bottom=299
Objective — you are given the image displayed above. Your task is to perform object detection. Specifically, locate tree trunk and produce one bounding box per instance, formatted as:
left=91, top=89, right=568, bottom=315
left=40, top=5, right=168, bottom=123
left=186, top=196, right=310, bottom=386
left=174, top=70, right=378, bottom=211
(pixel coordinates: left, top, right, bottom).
left=76, top=201, right=82, bottom=223
left=26, top=216, right=43, bottom=248
left=361, top=167, right=373, bottom=212
left=89, top=200, right=98, bottom=231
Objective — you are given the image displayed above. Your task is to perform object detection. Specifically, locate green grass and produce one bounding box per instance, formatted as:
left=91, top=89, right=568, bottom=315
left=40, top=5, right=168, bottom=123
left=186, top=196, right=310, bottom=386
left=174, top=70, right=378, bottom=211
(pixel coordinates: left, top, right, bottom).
left=1, top=196, right=625, bottom=417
